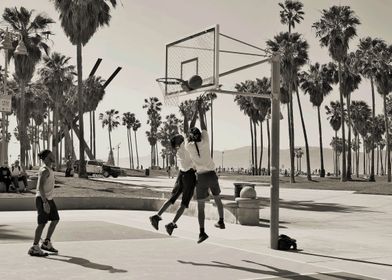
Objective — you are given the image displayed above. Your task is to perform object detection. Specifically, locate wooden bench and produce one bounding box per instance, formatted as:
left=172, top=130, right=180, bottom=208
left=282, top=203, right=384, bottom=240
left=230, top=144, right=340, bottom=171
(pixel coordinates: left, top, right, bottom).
left=233, top=182, right=256, bottom=198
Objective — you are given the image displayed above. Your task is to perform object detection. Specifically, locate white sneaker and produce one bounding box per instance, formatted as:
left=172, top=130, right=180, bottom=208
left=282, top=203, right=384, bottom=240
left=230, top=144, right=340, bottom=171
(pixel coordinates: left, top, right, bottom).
left=41, top=240, right=58, bottom=254
left=28, top=245, right=48, bottom=257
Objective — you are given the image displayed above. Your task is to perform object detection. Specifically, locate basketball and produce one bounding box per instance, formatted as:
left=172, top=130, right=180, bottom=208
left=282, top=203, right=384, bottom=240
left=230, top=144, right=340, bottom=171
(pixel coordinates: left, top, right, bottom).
left=188, top=75, right=203, bottom=90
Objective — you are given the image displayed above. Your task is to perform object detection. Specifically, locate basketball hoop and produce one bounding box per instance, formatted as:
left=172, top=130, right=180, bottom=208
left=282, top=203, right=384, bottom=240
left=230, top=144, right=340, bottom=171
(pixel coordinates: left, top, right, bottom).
left=156, top=77, right=187, bottom=106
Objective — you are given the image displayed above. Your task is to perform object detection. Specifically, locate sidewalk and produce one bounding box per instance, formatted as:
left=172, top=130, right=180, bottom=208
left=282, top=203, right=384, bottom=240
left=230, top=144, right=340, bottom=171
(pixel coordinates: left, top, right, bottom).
left=0, top=176, right=391, bottom=279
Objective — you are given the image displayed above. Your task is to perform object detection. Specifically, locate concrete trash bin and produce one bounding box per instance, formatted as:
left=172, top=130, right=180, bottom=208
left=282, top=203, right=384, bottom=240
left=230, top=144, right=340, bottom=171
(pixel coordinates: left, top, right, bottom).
left=235, top=186, right=259, bottom=225
left=233, top=183, right=255, bottom=198
left=145, top=168, right=150, bottom=176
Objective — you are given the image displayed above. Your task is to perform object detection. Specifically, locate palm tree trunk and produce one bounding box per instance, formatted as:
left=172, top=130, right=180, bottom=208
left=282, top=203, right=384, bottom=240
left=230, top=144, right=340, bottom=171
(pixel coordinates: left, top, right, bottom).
left=77, top=42, right=86, bottom=177
left=210, top=99, right=214, bottom=158
left=19, top=80, right=27, bottom=169
left=127, top=129, right=132, bottom=169
left=380, top=147, right=384, bottom=175
left=129, top=129, right=134, bottom=169
left=156, top=143, right=160, bottom=167
left=52, top=97, right=58, bottom=171
left=250, top=118, right=254, bottom=175
left=362, top=136, right=366, bottom=175
left=370, top=77, right=376, bottom=181
left=335, top=131, right=338, bottom=176
left=108, top=128, right=113, bottom=164
left=259, top=122, right=263, bottom=175
left=317, top=106, right=325, bottom=177
left=89, top=112, right=92, bottom=156
left=377, top=145, right=379, bottom=175
left=384, top=95, right=391, bottom=182
left=289, top=93, right=295, bottom=183
left=267, top=118, right=271, bottom=176
left=286, top=103, right=295, bottom=182
left=134, top=130, right=139, bottom=168
left=346, top=94, right=352, bottom=180
left=356, top=135, right=360, bottom=178
left=253, top=121, right=258, bottom=175
left=93, top=111, right=96, bottom=158
left=296, top=88, right=311, bottom=180
left=338, top=62, right=347, bottom=181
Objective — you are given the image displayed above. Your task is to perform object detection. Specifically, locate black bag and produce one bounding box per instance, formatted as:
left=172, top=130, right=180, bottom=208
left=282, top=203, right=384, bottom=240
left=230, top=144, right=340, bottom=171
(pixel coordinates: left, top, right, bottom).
left=278, top=234, right=297, bottom=250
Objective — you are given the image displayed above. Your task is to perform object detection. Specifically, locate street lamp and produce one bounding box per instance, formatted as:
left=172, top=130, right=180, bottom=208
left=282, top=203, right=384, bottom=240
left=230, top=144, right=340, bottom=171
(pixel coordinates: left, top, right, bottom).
left=221, top=151, right=224, bottom=171
left=0, top=28, right=27, bottom=166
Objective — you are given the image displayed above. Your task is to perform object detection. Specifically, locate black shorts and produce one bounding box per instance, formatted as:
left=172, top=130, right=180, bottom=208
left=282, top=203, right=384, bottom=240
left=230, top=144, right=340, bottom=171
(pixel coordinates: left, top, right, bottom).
left=36, top=196, right=60, bottom=224
left=196, top=171, right=221, bottom=200
left=168, top=169, right=196, bottom=208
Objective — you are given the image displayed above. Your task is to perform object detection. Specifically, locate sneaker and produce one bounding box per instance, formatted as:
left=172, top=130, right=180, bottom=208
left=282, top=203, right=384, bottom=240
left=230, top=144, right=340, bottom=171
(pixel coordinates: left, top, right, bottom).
left=28, top=245, right=48, bottom=257
left=197, top=232, right=209, bottom=244
left=41, top=240, right=58, bottom=254
left=149, top=215, right=162, bottom=230
left=214, top=221, right=225, bottom=229
left=165, top=222, right=177, bottom=236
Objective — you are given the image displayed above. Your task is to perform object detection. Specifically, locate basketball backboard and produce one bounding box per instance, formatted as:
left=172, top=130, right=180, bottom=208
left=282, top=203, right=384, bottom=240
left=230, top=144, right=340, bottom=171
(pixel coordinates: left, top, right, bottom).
left=162, top=25, right=219, bottom=99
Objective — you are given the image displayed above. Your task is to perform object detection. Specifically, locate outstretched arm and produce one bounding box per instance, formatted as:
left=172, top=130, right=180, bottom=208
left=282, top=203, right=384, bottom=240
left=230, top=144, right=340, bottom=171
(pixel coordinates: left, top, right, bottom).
left=198, top=100, right=207, bottom=131
left=183, top=113, right=189, bottom=135
left=190, top=107, right=198, bottom=128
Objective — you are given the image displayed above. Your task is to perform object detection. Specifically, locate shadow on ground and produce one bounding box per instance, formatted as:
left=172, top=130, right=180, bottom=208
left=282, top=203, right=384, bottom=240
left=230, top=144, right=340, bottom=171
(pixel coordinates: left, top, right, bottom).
left=46, top=254, right=127, bottom=273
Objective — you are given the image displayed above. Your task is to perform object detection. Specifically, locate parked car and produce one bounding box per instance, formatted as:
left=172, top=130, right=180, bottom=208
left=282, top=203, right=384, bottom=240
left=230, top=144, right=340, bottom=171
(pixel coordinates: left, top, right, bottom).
left=73, top=160, right=122, bottom=178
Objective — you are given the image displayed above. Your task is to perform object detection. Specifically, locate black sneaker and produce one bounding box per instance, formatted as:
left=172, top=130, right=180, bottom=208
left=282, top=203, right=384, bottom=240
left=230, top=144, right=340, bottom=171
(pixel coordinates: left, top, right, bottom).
left=197, top=232, right=209, bottom=244
left=214, top=221, right=225, bottom=229
left=28, top=245, right=48, bottom=257
left=165, top=222, right=177, bottom=236
left=149, top=215, right=161, bottom=230
left=41, top=240, right=58, bottom=254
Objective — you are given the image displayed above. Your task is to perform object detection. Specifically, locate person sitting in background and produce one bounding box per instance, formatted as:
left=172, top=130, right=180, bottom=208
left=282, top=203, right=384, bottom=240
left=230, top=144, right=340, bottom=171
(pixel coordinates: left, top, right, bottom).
left=11, top=160, right=28, bottom=193
left=65, top=155, right=73, bottom=177
left=0, top=161, right=12, bottom=193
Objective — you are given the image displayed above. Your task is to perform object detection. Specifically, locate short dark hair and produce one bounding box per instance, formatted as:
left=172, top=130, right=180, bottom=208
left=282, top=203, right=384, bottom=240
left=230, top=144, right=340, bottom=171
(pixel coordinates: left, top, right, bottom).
left=38, top=149, right=52, bottom=160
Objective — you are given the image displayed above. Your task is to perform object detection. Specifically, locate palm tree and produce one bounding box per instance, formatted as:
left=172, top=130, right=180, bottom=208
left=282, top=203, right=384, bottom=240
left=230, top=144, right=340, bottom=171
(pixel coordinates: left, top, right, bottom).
left=122, top=112, right=135, bottom=169
left=39, top=52, right=74, bottom=170
left=300, top=62, right=335, bottom=177
left=356, top=37, right=386, bottom=181
left=341, top=53, right=362, bottom=180
left=143, top=97, right=162, bottom=167
left=350, top=101, right=371, bottom=177
left=266, top=32, right=309, bottom=182
left=99, top=109, right=120, bottom=165
left=313, top=5, right=360, bottom=181
left=374, top=44, right=392, bottom=181
left=53, top=0, right=117, bottom=177
left=132, top=119, right=141, bottom=168
left=279, top=0, right=304, bottom=34
left=2, top=7, right=54, bottom=168
left=325, top=101, right=343, bottom=176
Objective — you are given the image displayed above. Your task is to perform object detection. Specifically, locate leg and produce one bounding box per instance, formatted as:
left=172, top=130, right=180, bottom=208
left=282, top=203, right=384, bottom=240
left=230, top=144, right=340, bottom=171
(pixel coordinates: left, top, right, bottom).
left=157, top=200, right=173, bottom=217
left=172, top=205, right=186, bottom=224
left=45, top=220, right=59, bottom=241
left=33, top=223, right=46, bottom=245
left=22, top=176, right=28, bottom=191
left=197, top=199, right=208, bottom=243
left=213, top=195, right=224, bottom=219
left=11, top=177, right=18, bottom=190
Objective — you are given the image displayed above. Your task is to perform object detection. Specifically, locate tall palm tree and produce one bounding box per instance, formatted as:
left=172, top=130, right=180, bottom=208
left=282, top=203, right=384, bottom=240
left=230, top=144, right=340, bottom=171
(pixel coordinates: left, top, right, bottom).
left=341, top=53, right=362, bottom=180
left=2, top=7, right=54, bottom=168
left=122, top=112, right=135, bottom=169
left=53, top=0, right=117, bottom=177
left=325, top=101, right=343, bottom=176
left=39, top=52, right=74, bottom=170
left=374, top=44, right=392, bottom=181
left=132, top=119, right=141, bottom=169
left=356, top=37, right=386, bottom=181
left=313, top=5, right=360, bottom=181
left=266, top=32, right=309, bottom=182
left=143, top=97, right=162, bottom=167
left=99, top=109, right=120, bottom=165
left=300, top=62, right=335, bottom=177
left=350, top=101, right=371, bottom=177
left=279, top=0, right=304, bottom=34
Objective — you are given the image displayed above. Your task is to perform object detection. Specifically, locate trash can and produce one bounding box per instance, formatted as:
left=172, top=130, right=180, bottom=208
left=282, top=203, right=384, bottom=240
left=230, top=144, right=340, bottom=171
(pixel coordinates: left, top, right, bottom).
left=233, top=183, right=256, bottom=198
left=145, top=168, right=150, bottom=176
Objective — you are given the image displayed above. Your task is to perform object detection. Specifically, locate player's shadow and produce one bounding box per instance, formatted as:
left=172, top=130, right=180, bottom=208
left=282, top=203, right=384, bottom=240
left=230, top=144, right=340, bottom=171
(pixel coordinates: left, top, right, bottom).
left=46, top=254, right=127, bottom=273
left=177, top=259, right=318, bottom=279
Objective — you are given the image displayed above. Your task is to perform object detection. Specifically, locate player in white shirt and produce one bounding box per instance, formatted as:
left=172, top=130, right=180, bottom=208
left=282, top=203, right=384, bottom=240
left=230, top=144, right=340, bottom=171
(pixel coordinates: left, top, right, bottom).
left=149, top=113, right=197, bottom=236
left=28, top=150, right=60, bottom=257
left=186, top=99, right=225, bottom=244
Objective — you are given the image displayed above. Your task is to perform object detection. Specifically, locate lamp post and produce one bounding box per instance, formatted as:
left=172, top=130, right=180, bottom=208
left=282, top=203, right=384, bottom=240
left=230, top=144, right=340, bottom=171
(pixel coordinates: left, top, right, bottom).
left=221, top=151, right=224, bottom=172
left=0, top=28, right=27, bottom=166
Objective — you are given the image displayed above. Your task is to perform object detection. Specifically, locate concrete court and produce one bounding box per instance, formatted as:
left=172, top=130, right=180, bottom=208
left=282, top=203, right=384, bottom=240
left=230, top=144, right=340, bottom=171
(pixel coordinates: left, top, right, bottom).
left=0, top=177, right=392, bottom=279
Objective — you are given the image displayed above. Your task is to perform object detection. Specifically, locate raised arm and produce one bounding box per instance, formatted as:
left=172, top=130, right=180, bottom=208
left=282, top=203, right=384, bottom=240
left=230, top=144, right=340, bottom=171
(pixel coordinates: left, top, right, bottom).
left=183, top=113, right=189, bottom=136
left=198, top=99, right=207, bottom=131
left=190, top=106, right=198, bottom=128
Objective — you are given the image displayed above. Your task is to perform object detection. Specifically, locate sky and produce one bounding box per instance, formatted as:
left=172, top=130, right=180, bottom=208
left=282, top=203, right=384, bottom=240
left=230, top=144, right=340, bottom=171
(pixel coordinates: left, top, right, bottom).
left=1, top=0, right=392, bottom=165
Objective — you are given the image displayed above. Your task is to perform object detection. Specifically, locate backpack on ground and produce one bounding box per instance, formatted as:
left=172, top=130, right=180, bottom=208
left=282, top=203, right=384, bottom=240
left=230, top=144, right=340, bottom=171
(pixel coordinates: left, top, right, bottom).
left=278, top=234, right=297, bottom=250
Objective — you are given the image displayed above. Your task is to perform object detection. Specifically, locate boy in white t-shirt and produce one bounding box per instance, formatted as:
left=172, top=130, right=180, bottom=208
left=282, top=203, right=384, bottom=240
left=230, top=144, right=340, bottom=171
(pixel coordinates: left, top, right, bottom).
left=186, top=99, right=225, bottom=244
left=149, top=113, right=197, bottom=236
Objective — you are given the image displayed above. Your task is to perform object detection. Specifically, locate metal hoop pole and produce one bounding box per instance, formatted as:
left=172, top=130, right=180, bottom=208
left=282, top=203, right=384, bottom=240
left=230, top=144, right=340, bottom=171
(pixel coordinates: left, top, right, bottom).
left=270, top=53, right=281, bottom=250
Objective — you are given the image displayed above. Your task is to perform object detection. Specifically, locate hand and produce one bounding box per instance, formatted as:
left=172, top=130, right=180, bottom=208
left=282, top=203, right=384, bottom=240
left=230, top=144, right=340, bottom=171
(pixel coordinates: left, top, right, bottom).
left=43, top=201, right=50, bottom=214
